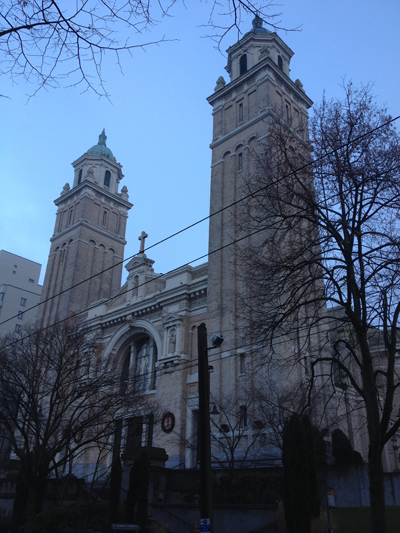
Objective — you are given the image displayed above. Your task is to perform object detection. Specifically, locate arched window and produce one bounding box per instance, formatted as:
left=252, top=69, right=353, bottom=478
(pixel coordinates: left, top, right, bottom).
left=78, top=169, right=83, bottom=185
left=238, top=152, right=243, bottom=171
left=133, top=276, right=139, bottom=298
left=67, top=207, right=74, bottom=226
left=239, top=54, right=247, bottom=75
left=278, top=55, right=283, bottom=71
left=104, top=170, right=111, bottom=188
left=120, top=335, right=157, bottom=395
left=190, top=326, right=197, bottom=362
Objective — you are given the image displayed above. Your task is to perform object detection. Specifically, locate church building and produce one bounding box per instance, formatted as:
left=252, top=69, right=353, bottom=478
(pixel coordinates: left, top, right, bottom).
left=37, top=16, right=322, bottom=476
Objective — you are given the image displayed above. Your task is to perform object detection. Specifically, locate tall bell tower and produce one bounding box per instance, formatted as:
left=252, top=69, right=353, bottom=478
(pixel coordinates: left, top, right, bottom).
left=206, top=16, right=313, bottom=392
left=37, top=131, right=133, bottom=328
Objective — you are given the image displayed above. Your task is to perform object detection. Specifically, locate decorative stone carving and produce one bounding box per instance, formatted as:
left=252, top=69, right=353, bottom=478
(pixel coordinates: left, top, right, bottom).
left=169, top=329, right=176, bottom=353
left=148, top=312, right=162, bottom=321
left=120, top=185, right=129, bottom=199
left=295, top=79, right=305, bottom=92
left=61, top=183, right=70, bottom=195
left=86, top=166, right=95, bottom=181
left=214, top=76, right=226, bottom=92
left=259, top=45, right=270, bottom=59
left=190, top=298, right=207, bottom=309
left=125, top=313, right=135, bottom=327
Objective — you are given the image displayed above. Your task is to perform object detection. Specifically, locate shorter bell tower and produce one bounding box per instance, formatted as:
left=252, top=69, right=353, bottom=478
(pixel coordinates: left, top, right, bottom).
left=37, top=131, right=133, bottom=328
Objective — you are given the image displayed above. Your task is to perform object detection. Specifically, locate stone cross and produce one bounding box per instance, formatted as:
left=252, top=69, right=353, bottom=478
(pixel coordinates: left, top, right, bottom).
left=138, top=231, right=148, bottom=253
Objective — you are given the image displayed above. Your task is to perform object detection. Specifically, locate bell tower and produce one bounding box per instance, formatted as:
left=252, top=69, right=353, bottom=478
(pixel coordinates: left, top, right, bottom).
left=37, top=130, right=133, bottom=328
left=206, top=16, right=313, bottom=387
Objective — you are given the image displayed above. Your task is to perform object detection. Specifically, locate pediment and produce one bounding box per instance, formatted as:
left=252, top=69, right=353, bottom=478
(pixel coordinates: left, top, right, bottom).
left=125, top=254, right=155, bottom=272
left=161, top=312, right=183, bottom=326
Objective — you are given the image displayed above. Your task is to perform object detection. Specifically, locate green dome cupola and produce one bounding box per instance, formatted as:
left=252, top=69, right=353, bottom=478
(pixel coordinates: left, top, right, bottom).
left=88, top=129, right=114, bottom=159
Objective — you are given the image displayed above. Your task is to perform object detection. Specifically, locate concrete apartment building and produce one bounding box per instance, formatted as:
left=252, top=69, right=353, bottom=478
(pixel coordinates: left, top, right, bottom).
left=0, top=250, right=42, bottom=338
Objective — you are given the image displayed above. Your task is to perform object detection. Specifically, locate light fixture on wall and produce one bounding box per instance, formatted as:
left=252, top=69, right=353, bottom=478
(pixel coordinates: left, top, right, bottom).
left=210, top=403, right=219, bottom=416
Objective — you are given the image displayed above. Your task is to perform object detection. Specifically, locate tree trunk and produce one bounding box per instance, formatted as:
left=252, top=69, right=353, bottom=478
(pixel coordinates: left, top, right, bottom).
left=24, top=473, right=48, bottom=533
left=368, top=443, right=386, bottom=533
left=12, top=468, right=29, bottom=533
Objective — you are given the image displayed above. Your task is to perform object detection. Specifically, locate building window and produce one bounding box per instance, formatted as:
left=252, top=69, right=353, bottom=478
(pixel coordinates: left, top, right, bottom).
left=28, top=278, right=34, bottom=283
left=238, top=102, right=244, bottom=124
left=294, top=107, right=300, bottom=126
left=14, top=264, right=17, bottom=268
left=239, top=54, right=247, bottom=76
left=104, top=170, right=111, bottom=188
left=58, top=211, right=64, bottom=232
left=78, top=169, right=83, bottom=184
left=13, top=271, right=16, bottom=274
left=121, top=336, right=156, bottom=395
left=278, top=55, right=283, bottom=71
left=239, top=405, right=248, bottom=429
left=67, top=208, right=74, bottom=226
left=102, top=210, right=108, bottom=227
left=238, top=152, right=243, bottom=171
left=240, top=353, right=246, bottom=374
left=14, top=324, right=21, bottom=333
left=20, top=298, right=27, bottom=306
left=0, top=293, right=4, bottom=301
left=285, top=101, right=291, bottom=123
left=17, top=311, right=23, bottom=320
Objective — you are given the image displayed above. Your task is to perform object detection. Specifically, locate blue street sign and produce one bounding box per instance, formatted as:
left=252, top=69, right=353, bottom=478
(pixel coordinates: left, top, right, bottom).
left=111, top=525, right=140, bottom=531
left=200, top=518, right=211, bottom=532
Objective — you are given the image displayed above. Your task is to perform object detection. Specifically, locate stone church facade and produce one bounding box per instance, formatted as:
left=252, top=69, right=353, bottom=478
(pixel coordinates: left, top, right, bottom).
left=37, top=16, right=372, bottom=477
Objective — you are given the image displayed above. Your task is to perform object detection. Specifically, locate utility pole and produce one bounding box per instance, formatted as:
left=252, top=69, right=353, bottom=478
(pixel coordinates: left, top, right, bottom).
left=197, top=323, right=213, bottom=533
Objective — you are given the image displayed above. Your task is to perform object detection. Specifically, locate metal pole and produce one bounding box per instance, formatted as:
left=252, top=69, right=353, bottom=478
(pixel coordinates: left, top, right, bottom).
left=197, top=323, right=213, bottom=533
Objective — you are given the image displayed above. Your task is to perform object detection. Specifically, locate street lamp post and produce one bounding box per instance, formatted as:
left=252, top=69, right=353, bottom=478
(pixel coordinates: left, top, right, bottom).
left=197, top=323, right=223, bottom=533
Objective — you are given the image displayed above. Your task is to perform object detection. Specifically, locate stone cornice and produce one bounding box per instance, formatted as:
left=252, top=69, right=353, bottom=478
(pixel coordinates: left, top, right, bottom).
left=207, top=56, right=313, bottom=109
left=209, top=82, right=312, bottom=151
left=54, top=180, right=133, bottom=210
left=50, top=219, right=127, bottom=245
left=226, top=31, right=294, bottom=61
left=209, top=106, right=273, bottom=149
left=71, top=152, right=122, bottom=171
left=81, top=283, right=207, bottom=330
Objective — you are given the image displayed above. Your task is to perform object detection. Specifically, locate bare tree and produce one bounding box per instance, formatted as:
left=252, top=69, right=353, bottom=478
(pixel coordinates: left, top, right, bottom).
left=239, top=83, right=400, bottom=533
left=0, top=0, right=287, bottom=97
left=0, top=323, right=148, bottom=531
left=250, top=378, right=309, bottom=453
left=209, top=393, right=267, bottom=472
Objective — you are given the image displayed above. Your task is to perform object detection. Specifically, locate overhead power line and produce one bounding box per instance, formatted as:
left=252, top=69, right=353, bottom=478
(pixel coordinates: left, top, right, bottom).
left=1, top=113, right=399, bottom=337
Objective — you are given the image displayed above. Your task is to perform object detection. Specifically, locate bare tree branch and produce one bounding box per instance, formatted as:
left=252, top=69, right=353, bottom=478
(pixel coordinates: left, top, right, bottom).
left=238, top=82, right=400, bottom=533
left=0, top=0, right=291, bottom=97
left=0, top=323, right=150, bottom=527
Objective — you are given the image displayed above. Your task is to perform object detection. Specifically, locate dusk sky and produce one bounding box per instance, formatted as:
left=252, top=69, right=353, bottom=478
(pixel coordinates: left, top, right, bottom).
left=2, top=0, right=399, bottom=286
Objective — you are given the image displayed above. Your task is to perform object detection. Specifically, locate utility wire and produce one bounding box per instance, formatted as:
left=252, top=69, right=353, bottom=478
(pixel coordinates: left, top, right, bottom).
left=5, top=314, right=341, bottom=387
left=2, top=113, right=398, bottom=328
left=2, top=224, right=269, bottom=348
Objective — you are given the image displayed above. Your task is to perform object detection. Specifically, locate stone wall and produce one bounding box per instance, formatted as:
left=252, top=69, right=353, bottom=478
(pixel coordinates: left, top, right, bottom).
left=151, top=503, right=278, bottom=533
left=319, top=464, right=400, bottom=507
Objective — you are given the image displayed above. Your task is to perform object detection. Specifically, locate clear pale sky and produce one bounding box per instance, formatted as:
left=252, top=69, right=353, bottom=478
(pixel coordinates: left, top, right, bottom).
left=1, top=0, right=399, bottom=285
